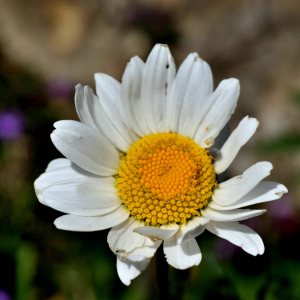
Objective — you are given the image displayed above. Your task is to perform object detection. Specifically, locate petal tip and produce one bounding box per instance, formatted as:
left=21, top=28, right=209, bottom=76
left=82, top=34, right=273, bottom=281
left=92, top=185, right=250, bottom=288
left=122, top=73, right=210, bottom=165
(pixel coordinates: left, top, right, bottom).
left=158, top=43, right=169, bottom=48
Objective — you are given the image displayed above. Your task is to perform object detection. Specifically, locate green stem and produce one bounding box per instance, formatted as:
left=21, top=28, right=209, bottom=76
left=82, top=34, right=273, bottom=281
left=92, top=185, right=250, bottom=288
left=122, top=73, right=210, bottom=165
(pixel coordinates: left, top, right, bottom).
left=156, top=246, right=174, bottom=300
left=174, top=268, right=191, bottom=299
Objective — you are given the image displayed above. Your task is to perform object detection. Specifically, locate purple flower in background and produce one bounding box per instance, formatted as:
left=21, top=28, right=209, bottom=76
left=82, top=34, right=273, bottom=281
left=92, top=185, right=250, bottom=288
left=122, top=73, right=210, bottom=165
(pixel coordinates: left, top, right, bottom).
left=214, top=239, right=240, bottom=259
left=46, top=77, right=74, bottom=100
left=0, top=110, right=25, bottom=141
left=268, top=195, right=298, bottom=237
left=268, top=194, right=296, bottom=220
left=0, top=290, right=11, bottom=300
left=241, top=217, right=261, bottom=232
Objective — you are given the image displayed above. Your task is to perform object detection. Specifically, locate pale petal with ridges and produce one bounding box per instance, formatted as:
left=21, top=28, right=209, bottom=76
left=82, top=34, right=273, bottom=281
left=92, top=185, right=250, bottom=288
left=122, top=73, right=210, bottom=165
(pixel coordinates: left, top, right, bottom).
left=176, top=217, right=209, bottom=244
left=177, top=55, right=213, bottom=138
left=34, top=161, right=121, bottom=216
left=164, top=234, right=202, bottom=269
left=94, top=73, right=139, bottom=145
left=202, top=207, right=266, bottom=222
left=167, top=53, right=195, bottom=133
left=51, top=120, right=119, bottom=176
left=117, top=256, right=150, bottom=286
left=214, top=116, right=259, bottom=174
left=141, top=44, right=176, bottom=133
left=209, top=181, right=288, bottom=210
left=167, top=53, right=213, bottom=135
left=75, top=84, right=98, bottom=130
left=54, top=206, right=129, bottom=232
left=206, top=221, right=264, bottom=255
left=133, top=223, right=179, bottom=241
left=127, top=239, right=162, bottom=261
left=212, top=162, right=273, bottom=206
left=194, top=78, right=240, bottom=147
left=75, top=84, right=130, bottom=152
left=38, top=159, right=71, bottom=207
left=45, top=158, right=71, bottom=172
left=121, top=56, right=150, bottom=137
left=108, top=218, right=156, bottom=260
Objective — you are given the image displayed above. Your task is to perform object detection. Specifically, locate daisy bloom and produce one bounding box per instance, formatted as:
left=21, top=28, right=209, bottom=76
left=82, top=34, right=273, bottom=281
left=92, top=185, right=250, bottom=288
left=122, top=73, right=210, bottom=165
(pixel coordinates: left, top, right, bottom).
left=34, top=44, right=287, bottom=286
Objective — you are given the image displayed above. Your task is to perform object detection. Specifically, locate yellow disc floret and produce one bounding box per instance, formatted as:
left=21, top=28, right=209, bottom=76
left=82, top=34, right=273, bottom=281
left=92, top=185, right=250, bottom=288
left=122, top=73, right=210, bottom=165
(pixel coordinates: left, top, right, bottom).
left=116, top=133, right=217, bottom=226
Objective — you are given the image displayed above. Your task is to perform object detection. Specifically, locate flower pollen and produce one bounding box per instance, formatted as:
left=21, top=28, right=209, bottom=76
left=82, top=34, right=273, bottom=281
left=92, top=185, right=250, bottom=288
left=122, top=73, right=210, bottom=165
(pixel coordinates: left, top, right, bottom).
left=116, top=133, right=217, bottom=226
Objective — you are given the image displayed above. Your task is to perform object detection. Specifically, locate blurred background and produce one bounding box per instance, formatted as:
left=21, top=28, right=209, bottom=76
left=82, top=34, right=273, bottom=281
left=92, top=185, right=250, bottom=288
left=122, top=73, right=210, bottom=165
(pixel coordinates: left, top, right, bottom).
left=0, top=0, right=300, bottom=299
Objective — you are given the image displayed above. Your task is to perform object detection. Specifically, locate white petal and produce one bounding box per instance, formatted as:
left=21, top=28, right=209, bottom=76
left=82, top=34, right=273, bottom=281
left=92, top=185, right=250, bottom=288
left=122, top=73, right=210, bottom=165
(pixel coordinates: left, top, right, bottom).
left=194, top=79, right=240, bottom=147
left=75, top=85, right=131, bottom=152
left=176, top=217, right=209, bottom=244
left=212, top=162, right=273, bottom=206
left=51, top=120, right=119, bottom=176
left=117, top=255, right=150, bottom=286
left=127, top=238, right=162, bottom=261
left=95, top=73, right=120, bottom=107
left=164, top=235, right=202, bottom=269
left=75, top=84, right=98, bottom=130
left=133, top=223, right=179, bottom=242
left=141, top=44, right=176, bottom=133
left=54, top=206, right=129, bottom=232
left=94, top=73, right=139, bottom=146
left=45, top=158, right=71, bottom=172
left=167, top=53, right=213, bottom=134
left=34, top=162, right=121, bottom=216
left=209, top=124, right=231, bottom=158
left=214, top=116, right=259, bottom=174
left=108, top=218, right=160, bottom=259
left=207, top=221, right=264, bottom=256
left=177, top=55, right=213, bottom=138
left=201, top=207, right=266, bottom=222
left=209, top=181, right=288, bottom=210
left=121, top=56, right=150, bottom=137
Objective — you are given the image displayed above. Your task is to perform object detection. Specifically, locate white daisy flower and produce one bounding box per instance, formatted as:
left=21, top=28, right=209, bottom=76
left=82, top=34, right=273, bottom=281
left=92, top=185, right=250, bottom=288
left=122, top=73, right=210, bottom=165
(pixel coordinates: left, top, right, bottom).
left=34, top=44, right=287, bottom=286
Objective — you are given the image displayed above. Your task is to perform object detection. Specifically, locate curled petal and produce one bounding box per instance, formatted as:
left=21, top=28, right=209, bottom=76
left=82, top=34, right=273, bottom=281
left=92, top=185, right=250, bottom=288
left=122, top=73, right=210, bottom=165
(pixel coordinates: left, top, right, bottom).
left=133, top=223, right=179, bottom=241
left=214, top=116, right=259, bottom=174
left=212, top=162, right=273, bottom=206
left=117, top=255, right=150, bottom=286
left=207, top=221, right=264, bottom=256
left=176, top=217, right=209, bottom=244
left=164, top=234, right=202, bottom=269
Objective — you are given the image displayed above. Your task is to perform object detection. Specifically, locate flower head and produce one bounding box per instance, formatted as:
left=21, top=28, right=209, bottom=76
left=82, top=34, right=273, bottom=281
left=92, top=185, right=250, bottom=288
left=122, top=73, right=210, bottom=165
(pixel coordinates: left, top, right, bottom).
left=34, top=44, right=287, bottom=285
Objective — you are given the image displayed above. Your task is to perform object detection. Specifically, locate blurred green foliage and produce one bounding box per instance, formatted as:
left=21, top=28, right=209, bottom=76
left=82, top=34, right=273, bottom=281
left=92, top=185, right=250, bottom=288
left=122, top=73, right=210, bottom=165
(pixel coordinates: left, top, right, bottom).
left=257, top=132, right=300, bottom=153
left=256, top=90, right=300, bottom=154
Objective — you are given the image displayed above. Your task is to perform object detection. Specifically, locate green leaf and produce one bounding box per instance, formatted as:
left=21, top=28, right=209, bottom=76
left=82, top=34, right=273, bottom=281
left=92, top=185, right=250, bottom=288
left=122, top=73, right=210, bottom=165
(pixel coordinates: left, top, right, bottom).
left=256, top=132, right=300, bottom=153
left=15, top=243, right=38, bottom=300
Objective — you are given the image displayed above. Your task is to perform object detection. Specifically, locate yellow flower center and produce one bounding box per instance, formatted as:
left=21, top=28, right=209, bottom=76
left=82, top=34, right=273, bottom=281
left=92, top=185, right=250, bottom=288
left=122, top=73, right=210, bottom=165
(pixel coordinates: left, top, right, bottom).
left=116, top=133, right=217, bottom=226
